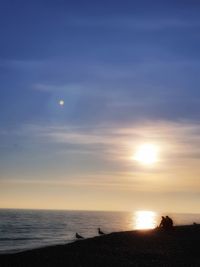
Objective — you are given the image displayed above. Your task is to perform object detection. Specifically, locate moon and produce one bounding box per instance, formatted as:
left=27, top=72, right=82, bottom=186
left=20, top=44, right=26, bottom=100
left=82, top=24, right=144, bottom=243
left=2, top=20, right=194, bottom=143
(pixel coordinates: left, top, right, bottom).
left=59, top=100, right=64, bottom=106
left=133, top=143, right=159, bottom=165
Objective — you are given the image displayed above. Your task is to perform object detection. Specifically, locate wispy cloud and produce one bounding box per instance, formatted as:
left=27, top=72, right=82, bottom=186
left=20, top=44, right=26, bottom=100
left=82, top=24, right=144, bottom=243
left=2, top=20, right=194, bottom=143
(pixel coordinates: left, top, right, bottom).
left=0, top=59, right=46, bottom=69
left=14, top=120, right=200, bottom=174
left=68, top=16, right=200, bottom=31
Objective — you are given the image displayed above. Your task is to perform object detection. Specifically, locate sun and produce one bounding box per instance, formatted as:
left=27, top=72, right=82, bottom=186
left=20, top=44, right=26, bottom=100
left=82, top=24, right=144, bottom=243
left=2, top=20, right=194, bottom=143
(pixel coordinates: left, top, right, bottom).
left=133, top=143, right=159, bottom=165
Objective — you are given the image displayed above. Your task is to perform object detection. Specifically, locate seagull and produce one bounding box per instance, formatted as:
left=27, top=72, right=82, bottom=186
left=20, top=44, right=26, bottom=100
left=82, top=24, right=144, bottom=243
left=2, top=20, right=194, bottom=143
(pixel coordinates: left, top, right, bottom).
left=98, top=228, right=105, bottom=235
left=75, top=232, right=84, bottom=239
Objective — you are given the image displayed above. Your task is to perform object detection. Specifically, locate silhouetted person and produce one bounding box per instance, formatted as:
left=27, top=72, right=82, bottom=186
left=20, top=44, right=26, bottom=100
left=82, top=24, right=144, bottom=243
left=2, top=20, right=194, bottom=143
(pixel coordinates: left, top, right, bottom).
left=98, top=228, right=105, bottom=235
left=159, top=216, right=173, bottom=230
left=159, top=216, right=166, bottom=228
left=75, top=232, right=84, bottom=239
left=165, top=216, right=173, bottom=230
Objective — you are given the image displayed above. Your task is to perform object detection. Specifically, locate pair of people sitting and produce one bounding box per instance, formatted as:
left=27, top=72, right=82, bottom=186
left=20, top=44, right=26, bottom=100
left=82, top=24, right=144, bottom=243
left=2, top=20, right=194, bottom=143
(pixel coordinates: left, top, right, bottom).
left=159, top=216, right=173, bottom=230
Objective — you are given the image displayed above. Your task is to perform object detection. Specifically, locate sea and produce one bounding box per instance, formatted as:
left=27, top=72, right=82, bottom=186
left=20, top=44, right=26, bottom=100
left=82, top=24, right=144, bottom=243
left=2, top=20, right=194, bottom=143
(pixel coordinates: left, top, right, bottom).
left=0, top=209, right=200, bottom=254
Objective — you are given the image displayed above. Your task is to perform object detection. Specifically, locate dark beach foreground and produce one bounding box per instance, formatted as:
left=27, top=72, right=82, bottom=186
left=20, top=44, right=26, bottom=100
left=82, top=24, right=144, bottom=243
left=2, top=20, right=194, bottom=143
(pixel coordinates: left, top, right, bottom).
left=0, top=225, right=200, bottom=267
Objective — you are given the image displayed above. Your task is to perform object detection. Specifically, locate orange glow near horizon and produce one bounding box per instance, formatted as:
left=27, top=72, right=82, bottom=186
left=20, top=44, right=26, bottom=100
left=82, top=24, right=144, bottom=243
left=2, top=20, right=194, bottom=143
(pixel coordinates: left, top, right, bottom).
left=134, top=211, right=157, bottom=229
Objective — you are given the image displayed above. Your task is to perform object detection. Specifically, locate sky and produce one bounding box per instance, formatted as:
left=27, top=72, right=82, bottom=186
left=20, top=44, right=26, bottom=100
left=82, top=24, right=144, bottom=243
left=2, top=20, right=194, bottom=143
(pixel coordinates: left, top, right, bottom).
left=0, top=0, right=200, bottom=213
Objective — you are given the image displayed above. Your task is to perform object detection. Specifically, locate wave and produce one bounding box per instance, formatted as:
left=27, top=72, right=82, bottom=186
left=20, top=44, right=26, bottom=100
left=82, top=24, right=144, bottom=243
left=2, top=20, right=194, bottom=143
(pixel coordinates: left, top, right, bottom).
left=0, top=237, right=41, bottom=241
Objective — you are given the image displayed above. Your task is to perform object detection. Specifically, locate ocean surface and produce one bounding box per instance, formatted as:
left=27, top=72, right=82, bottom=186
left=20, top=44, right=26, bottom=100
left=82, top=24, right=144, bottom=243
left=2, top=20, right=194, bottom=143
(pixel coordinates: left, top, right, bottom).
left=0, top=209, right=200, bottom=254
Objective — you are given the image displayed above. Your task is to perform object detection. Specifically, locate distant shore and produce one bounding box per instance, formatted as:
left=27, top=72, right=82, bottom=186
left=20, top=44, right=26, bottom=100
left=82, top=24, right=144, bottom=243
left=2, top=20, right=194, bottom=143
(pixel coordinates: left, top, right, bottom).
left=0, top=225, right=199, bottom=266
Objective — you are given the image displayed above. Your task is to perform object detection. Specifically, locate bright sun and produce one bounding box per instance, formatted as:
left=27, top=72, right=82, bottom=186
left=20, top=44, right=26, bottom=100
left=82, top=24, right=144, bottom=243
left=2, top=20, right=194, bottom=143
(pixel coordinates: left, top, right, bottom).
left=133, top=143, right=159, bottom=165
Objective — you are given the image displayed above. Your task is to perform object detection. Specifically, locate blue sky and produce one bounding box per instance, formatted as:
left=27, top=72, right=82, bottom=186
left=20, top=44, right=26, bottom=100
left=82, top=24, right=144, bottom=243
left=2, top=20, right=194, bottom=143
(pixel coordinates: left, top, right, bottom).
left=1, top=0, right=200, bottom=212
left=1, top=0, right=200, bottom=126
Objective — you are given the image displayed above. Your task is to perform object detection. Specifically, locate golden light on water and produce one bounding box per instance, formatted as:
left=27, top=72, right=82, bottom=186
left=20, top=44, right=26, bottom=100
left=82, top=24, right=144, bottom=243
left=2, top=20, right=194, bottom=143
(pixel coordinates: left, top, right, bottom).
left=134, top=211, right=157, bottom=230
left=133, top=144, right=159, bottom=165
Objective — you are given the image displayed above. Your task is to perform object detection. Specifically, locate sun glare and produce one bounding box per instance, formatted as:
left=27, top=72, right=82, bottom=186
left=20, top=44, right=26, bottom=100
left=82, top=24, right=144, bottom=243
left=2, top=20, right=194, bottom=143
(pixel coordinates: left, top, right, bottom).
left=133, top=143, right=159, bottom=165
left=134, top=211, right=157, bottom=230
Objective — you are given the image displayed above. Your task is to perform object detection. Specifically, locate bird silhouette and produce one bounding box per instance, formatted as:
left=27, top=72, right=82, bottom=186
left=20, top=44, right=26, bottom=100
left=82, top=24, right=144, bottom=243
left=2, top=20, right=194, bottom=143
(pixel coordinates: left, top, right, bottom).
left=98, top=228, right=105, bottom=235
left=75, top=232, right=84, bottom=239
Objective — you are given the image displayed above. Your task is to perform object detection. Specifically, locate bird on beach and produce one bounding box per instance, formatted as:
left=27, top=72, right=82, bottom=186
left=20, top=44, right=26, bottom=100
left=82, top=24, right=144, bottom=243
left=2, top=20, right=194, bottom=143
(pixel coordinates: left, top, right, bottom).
left=75, top=232, right=84, bottom=239
left=98, top=228, right=105, bottom=235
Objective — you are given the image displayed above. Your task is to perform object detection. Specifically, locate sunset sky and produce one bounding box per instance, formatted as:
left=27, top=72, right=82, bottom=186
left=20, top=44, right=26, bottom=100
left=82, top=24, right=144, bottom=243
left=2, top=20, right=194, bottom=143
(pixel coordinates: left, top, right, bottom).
left=0, top=0, right=200, bottom=213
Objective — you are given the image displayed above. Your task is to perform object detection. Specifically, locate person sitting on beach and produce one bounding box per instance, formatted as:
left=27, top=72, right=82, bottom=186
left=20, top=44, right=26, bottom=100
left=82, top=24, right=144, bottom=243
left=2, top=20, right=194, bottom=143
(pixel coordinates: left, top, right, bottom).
left=165, top=216, right=173, bottom=230
left=159, top=216, right=173, bottom=230
left=159, top=216, right=166, bottom=229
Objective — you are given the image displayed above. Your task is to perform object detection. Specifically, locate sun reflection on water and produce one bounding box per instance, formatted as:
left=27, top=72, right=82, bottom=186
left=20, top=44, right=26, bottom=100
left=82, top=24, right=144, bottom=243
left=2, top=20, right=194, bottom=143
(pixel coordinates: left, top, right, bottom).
left=134, top=211, right=157, bottom=230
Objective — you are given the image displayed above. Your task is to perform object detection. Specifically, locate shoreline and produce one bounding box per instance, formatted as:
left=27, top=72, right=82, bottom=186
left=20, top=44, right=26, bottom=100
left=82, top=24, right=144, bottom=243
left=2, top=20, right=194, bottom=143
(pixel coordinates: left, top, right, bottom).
left=0, top=225, right=199, bottom=266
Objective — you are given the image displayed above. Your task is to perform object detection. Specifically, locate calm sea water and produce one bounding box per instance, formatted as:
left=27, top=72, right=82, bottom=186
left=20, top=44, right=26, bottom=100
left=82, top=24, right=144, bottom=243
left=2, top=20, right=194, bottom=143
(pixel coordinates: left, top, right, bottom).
left=0, top=209, right=199, bottom=254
